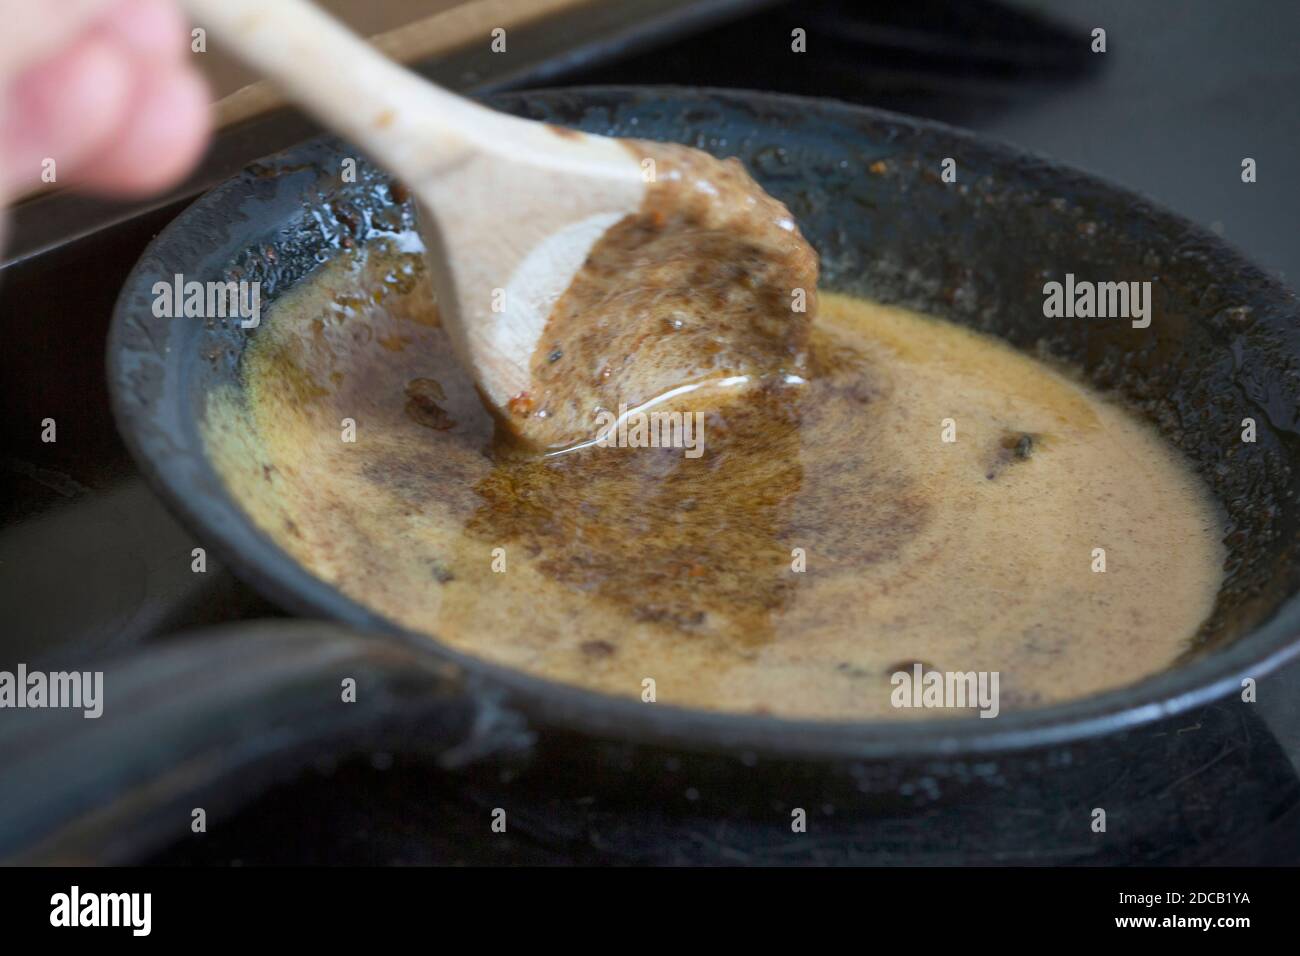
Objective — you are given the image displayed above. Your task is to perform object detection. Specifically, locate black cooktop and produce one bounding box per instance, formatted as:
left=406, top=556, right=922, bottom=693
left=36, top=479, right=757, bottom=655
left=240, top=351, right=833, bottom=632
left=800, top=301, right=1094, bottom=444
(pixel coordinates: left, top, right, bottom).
left=3, top=0, right=1298, bottom=866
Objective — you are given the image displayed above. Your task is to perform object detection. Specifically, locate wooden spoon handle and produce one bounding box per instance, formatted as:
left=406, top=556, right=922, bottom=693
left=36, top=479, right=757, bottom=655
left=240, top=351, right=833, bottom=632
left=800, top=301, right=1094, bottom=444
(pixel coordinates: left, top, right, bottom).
left=177, top=0, right=519, bottom=186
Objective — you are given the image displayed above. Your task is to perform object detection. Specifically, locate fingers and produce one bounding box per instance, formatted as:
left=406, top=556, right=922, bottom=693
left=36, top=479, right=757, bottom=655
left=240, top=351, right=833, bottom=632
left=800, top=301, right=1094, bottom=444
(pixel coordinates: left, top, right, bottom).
left=0, top=0, right=115, bottom=80
left=73, top=60, right=209, bottom=195
left=0, top=32, right=134, bottom=194
left=0, top=0, right=210, bottom=199
left=99, top=0, right=187, bottom=65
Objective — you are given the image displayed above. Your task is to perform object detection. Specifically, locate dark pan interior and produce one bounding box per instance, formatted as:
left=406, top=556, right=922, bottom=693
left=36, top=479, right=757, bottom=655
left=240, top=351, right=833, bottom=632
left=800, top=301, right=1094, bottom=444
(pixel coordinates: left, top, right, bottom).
left=109, top=87, right=1300, bottom=752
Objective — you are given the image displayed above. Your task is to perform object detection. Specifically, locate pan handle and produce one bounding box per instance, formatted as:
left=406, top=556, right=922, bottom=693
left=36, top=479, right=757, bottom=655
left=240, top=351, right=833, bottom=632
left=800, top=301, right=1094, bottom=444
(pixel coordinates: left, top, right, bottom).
left=0, top=621, right=530, bottom=864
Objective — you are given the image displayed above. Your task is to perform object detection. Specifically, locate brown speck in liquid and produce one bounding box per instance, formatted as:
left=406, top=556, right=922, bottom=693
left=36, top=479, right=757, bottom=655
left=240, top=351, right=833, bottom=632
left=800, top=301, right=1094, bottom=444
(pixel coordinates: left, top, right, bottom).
left=886, top=660, right=935, bottom=675
left=405, top=377, right=455, bottom=431
left=506, top=392, right=535, bottom=416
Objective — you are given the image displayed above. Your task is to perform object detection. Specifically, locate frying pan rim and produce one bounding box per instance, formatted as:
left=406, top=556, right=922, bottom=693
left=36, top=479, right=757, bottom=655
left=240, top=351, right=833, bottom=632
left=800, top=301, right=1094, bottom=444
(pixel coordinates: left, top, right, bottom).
left=107, top=85, right=1300, bottom=762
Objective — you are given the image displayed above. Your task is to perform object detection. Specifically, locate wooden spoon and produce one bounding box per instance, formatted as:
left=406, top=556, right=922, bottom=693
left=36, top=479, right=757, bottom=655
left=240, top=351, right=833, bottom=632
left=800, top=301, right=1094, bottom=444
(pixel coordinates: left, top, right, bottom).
left=180, top=0, right=816, bottom=450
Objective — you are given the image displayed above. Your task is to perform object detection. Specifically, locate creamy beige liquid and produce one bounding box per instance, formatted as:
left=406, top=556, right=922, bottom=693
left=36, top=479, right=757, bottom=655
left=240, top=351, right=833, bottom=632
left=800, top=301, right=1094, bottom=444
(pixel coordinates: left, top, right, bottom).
left=205, top=238, right=1225, bottom=719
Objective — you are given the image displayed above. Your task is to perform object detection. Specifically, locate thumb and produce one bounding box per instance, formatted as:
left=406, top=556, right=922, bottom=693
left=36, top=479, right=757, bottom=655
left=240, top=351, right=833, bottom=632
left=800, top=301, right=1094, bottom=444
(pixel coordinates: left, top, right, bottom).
left=0, top=0, right=117, bottom=81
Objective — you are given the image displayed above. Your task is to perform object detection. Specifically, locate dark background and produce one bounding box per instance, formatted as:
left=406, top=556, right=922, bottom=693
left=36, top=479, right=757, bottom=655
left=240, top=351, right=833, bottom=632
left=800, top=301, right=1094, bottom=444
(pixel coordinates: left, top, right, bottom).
left=566, top=0, right=1298, bottom=283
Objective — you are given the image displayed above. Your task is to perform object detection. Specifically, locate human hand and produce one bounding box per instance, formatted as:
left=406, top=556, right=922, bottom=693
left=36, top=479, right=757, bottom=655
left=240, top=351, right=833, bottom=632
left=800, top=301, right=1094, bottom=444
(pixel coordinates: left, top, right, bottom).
left=0, top=0, right=209, bottom=203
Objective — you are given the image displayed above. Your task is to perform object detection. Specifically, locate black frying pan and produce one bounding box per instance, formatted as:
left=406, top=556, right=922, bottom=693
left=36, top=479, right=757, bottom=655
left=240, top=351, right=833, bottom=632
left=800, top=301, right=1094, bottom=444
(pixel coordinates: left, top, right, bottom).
left=25, top=87, right=1300, bottom=863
